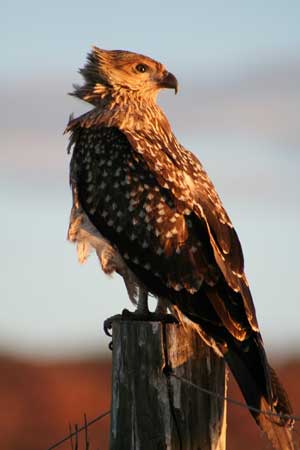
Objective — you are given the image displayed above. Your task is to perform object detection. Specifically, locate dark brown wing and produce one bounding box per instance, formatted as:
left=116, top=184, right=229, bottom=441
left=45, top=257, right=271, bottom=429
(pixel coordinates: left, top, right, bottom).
left=70, top=125, right=218, bottom=293
left=67, top=122, right=255, bottom=342
left=124, top=128, right=258, bottom=331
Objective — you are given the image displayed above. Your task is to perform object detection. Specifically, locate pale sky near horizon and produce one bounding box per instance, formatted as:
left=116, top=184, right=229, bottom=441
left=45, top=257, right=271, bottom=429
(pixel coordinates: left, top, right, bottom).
left=1, top=0, right=300, bottom=359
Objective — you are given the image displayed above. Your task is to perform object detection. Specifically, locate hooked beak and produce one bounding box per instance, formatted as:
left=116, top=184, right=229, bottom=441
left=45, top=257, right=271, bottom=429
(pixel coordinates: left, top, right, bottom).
left=159, top=71, right=178, bottom=94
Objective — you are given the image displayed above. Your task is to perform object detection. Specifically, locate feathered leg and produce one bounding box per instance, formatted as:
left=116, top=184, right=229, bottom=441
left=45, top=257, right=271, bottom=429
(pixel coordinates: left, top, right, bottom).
left=104, top=290, right=176, bottom=338
left=155, top=297, right=168, bottom=314
left=135, top=287, right=150, bottom=314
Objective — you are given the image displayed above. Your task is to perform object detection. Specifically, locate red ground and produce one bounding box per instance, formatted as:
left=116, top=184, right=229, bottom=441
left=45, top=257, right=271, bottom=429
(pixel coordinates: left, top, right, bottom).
left=1, top=355, right=299, bottom=450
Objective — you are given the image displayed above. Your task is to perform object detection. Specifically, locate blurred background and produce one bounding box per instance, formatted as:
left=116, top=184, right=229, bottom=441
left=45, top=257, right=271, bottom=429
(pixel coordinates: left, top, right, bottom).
left=1, top=1, right=300, bottom=449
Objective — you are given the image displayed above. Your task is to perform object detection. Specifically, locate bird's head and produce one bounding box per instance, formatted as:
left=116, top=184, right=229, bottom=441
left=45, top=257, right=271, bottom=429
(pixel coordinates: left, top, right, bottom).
left=71, top=47, right=178, bottom=104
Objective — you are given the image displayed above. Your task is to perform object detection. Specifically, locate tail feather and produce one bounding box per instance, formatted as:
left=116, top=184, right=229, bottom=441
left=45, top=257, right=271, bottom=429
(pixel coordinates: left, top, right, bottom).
left=224, top=335, right=295, bottom=450
left=268, top=365, right=294, bottom=427
left=259, top=397, right=294, bottom=450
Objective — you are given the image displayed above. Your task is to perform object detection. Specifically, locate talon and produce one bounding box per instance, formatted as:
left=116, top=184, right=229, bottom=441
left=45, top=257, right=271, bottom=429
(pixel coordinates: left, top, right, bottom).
left=103, top=320, right=113, bottom=337
left=103, top=314, right=123, bottom=337
left=109, top=341, right=113, bottom=351
left=103, top=311, right=178, bottom=339
left=122, top=309, right=178, bottom=324
left=121, top=308, right=134, bottom=319
left=155, top=313, right=179, bottom=324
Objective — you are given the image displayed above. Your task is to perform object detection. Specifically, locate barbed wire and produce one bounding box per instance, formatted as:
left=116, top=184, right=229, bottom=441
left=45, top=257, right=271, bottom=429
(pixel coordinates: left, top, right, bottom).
left=171, top=372, right=300, bottom=423
left=47, top=410, right=111, bottom=450
left=46, top=372, right=300, bottom=450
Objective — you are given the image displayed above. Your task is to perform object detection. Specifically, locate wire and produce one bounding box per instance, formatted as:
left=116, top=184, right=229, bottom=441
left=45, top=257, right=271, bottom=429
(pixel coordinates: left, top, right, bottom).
left=171, top=373, right=300, bottom=423
left=46, top=362, right=299, bottom=448
left=47, top=410, right=111, bottom=450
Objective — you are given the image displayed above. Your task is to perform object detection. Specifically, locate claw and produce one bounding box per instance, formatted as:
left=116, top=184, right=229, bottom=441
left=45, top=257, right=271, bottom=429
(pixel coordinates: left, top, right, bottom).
left=103, top=310, right=178, bottom=348
left=103, top=313, right=123, bottom=337
left=122, top=309, right=178, bottom=324
left=153, top=313, right=179, bottom=324
left=103, top=321, right=112, bottom=337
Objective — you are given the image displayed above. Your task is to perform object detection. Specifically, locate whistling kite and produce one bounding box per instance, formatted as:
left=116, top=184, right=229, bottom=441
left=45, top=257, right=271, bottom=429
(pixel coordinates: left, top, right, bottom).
left=66, top=48, right=294, bottom=450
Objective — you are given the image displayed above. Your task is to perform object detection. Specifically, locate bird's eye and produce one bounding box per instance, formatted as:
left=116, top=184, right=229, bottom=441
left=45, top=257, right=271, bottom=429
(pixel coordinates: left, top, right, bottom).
left=136, top=64, right=148, bottom=73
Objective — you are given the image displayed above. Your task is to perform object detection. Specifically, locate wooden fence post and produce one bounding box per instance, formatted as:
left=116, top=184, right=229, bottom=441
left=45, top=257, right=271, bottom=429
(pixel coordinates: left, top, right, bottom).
left=109, top=320, right=227, bottom=450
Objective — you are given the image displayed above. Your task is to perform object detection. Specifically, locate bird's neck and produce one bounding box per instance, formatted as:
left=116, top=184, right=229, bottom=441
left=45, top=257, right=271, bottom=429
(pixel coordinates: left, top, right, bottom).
left=106, top=87, right=169, bottom=132
left=67, top=86, right=176, bottom=148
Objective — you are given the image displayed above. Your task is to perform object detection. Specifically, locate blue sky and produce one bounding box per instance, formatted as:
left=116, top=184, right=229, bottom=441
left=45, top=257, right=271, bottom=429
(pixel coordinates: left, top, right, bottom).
left=3, top=1, right=300, bottom=78
left=1, top=0, right=300, bottom=358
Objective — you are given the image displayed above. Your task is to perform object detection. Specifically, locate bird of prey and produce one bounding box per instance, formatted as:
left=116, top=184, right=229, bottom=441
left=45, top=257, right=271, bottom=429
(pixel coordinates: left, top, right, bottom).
left=66, top=47, right=294, bottom=449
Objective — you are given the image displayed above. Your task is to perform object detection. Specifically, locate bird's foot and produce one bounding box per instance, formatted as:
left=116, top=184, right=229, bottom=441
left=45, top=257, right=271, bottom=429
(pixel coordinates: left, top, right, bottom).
left=104, top=309, right=178, bottom=350
left=123, top=308, right=178, bottom=324
left=103, top=314, right=123, bottom=337
left=104, top=309, right=178, bottom=337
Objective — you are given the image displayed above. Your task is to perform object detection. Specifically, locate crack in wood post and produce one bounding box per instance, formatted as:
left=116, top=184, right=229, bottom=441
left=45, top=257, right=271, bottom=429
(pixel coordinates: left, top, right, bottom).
left=109, top=320, right=227, bottom=450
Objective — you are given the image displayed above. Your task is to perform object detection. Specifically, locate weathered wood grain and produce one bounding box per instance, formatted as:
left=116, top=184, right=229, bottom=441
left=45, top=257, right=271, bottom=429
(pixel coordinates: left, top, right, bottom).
left=109, top=321, right=227, bottom=450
